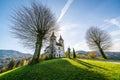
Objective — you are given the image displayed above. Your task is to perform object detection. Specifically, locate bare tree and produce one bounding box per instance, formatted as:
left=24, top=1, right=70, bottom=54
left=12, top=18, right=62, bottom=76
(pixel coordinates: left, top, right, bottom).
left=11, top=1, right=58, bottom=64
left=86, top=27, right=112, bottom=59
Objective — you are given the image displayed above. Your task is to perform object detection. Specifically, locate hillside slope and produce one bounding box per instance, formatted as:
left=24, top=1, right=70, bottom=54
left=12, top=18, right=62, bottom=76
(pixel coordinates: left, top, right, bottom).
left=0, top=58, right=120, bottom=80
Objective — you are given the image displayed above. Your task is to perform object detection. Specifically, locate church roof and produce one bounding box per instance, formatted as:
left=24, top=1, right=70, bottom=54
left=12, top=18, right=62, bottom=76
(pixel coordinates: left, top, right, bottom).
left=46, top=46, right=50, bottom=48
left=51, top=32, right=56, bottom=37
left=59, top=35, right=63, bottom=40
left=56, top=42, right=62, bottom=46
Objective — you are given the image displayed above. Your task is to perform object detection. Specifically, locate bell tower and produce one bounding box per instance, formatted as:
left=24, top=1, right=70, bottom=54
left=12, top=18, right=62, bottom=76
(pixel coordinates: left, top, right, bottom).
left=50, top=32, right=56, bottom=57
left=59, top=35, right=65, bottom=53
left=59, top=35, right=64, bottom=45
left=50, top=32, right=56, bottom=45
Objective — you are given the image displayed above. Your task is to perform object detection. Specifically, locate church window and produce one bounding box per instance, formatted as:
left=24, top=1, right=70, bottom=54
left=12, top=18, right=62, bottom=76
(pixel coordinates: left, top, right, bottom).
left=59, top=54, right=60, bottom=57
left=58, top=47, right=60, bottom=50
left=59, top=51, right=60, bottom=53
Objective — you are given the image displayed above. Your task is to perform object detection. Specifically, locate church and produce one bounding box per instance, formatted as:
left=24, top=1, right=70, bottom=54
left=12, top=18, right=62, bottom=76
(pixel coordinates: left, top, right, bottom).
left=44, top=32, right=65, bottom=58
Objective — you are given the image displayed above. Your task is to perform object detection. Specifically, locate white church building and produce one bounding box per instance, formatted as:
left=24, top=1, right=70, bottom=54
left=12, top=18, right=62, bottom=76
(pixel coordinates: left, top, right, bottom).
left=44, top=32, right=65, bottom=58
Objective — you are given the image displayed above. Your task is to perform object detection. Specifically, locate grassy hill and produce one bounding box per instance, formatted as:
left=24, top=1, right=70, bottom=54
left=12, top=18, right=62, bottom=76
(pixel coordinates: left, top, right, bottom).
left=0, top=58, right=120, bottom=80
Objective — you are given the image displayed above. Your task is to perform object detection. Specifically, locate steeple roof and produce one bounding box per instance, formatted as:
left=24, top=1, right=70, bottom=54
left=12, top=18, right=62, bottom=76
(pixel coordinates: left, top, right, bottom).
left=51, top=32, right=56, bottom=37
left=59, top=35, right=63, bottom=40
left=56, top=42, right=62, bottom=46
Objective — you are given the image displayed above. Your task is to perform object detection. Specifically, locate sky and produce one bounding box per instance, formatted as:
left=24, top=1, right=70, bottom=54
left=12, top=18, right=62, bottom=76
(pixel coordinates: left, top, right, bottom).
left=0, top=0, right=120, bottom=54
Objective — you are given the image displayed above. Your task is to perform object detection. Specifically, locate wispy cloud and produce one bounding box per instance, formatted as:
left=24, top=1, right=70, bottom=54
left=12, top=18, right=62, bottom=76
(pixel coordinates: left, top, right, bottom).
left=104, top=17, right=120, bottom=28
left=111, top=38, right=120, bottom=52
left=104, top=18, right=120, bottom=37
left=57, top=22, right=86, bottom=51
left=102, top=17, right=120, bottom=52
left=57, top=0, right=73, bottom=23
left=74, top=40, right=90, bottom=51
left=110, top=30, right=120, bottom=36
left=113, top=39, right=120, bottom=42
left=60, top=23, right=78, bottom=32
left=100, top=23, right=111, bottom=30
left=59, top=23, right=81, bottom=50
left=102, top=17, right=120, bottom=39
left=111, top=42, right=120, bottom=52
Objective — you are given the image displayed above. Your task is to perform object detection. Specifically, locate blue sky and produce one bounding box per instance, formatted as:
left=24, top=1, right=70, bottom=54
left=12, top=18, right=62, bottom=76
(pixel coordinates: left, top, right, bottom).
left=0, top=0, right=120, bottom=54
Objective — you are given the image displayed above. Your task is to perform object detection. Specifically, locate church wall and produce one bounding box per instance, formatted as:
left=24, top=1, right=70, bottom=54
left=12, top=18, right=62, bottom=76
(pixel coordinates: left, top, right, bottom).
left=44, top=32, right=65, bottom=58
left=55, top=45, right=65, bottom=58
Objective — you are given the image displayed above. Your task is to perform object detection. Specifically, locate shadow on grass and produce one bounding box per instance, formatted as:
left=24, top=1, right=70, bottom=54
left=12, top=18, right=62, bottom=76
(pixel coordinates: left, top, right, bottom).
left=0, top=58, right=109, bottom=80
left=73, top=59, right=109, bottom=71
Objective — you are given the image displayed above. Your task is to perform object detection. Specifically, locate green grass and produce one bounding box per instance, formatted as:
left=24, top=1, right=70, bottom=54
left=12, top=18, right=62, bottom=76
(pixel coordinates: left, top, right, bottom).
left=0, top=58, right=120, bottom=80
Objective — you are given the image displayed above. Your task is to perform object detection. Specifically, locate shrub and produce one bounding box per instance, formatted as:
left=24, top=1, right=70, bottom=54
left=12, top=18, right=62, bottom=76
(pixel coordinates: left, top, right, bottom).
left=87, top=52, right=96, bottom=58
left=14, top=60, right=21, bottom=67
left=77, top=54, right=88, bottom=58
left=7, top=59, right=16, bottom=70
left=23, top=59, right=28, bottom=65
left=0, top=66, right=8, bottom=73
left=40, top=55, right=48, bottom=60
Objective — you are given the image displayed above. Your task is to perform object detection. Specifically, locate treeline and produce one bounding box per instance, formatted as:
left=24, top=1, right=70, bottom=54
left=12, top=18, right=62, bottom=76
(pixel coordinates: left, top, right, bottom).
left=77, top=52, right=97, bottom=59
left=65, top=51, right=100, bottom=59
left=0, top=57, right=31, bottom=73
left=39, top=54, right=58, bottom=60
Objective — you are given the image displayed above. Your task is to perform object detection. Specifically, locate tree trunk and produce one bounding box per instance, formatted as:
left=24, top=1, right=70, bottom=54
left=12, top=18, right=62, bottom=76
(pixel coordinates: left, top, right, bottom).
left=97, top=44, right=107, bottom=59
left=68, top=52, right=70, bottom=58
left=30, top=35, right=42, bottom=64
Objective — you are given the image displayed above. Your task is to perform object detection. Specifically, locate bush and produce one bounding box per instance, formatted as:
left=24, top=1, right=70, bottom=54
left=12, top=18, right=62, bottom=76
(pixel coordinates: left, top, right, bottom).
left=0, top=66, right=8, bottom=73
left=87, top=52, right=96, bottom=58
left=14, top=60, right=21, bottom=67
left=7, top=59, right=16, bottom=70
left=77, top=54, right=88, bottom=58
left=23, top=59, right=28, bottom=65
left=40, top=55, right=48, bottom=60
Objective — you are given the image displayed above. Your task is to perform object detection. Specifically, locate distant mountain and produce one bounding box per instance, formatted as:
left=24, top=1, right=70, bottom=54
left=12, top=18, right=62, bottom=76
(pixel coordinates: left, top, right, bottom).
left=0, top=50, right=32, bottom=59
left=76, top=50, right=120, bottom=59
left=76, top=50, right=88, bottom=55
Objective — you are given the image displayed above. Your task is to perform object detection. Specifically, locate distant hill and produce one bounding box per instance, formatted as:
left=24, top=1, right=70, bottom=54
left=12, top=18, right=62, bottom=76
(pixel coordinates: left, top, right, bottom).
left=76, top=50, right=120, bottom=59
left=0, top=50, right=32, bottom=59
left=76, top=50, right=88, bottom=55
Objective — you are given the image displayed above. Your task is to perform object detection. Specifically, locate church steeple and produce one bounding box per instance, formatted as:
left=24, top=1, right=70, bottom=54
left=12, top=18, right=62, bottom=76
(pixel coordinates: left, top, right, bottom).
left=51, top=32, right=56, bottom=37
left=44, top=32, right=65, bottom=58
left=59, top=35, right=63, bottom=41
left=50, top=32, right=56, bottom=41
left=59, top=35, right=64, bottom=45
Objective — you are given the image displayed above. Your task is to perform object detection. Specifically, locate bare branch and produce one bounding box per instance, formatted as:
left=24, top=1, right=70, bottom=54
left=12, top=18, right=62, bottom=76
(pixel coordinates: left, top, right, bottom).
left=11, top=1, right=58, bottom=49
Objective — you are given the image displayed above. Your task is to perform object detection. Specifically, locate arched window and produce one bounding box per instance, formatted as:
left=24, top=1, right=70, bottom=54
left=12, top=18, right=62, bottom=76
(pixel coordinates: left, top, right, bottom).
left=59, top=51, right=60, bottom=53
left=58, top=47, right=60, bottom=50
left=59, top=54, right=60, bottom=58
